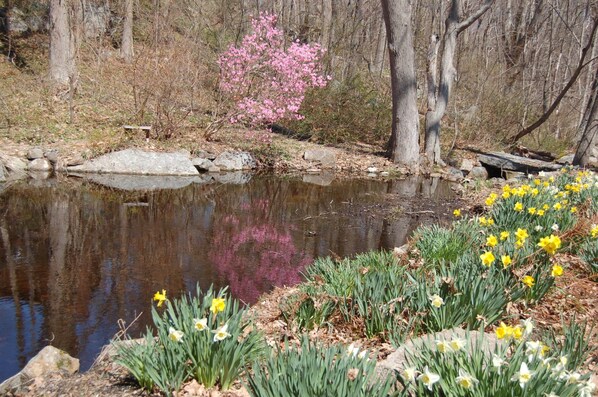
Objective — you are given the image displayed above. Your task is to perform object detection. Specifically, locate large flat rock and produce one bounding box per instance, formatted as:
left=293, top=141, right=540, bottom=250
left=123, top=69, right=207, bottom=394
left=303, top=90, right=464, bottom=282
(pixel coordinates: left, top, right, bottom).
left=67, top=149, right=200, bottom=176
left=478, top=152, right=561, bottom=173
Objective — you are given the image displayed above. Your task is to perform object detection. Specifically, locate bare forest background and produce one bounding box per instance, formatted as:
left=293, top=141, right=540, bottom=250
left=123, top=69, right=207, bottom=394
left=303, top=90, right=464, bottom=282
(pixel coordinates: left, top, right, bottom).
left=1, top=0, right=597, bottom=165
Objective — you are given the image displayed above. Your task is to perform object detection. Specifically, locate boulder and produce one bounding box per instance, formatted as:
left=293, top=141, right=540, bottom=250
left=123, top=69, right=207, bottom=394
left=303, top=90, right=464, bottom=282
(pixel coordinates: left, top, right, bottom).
left=0, top=346, right=79, bottom=395
left=27, top=147, right=44, bottom=160
left=191, top=158, right=214, bottom=172
left=468, top=166, right=488, bottom=180
left=67, top=149, right=200, bottom=176
left=459, top=159, right=475, bottom=172
left=377, top=328, right=501, bottom=378
left=1, top=154, right=28, bottom=173
left=193, top=150, right=217, bottom=160
left=44, top=150, right=59, bottom=164
left=446, top=167, right=464, bottom=181
left=556, top=154, right=575, bottom=165
left=303, top=149, right=336, bottom=169
left=29, top=158, right=52, bottom=172
left=212, top=151, right=256, bottom=171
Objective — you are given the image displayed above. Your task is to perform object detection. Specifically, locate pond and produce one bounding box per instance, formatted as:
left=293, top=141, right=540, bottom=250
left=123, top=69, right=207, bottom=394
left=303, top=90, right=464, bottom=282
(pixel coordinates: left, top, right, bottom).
left=0, top=173, right=456, bottom=382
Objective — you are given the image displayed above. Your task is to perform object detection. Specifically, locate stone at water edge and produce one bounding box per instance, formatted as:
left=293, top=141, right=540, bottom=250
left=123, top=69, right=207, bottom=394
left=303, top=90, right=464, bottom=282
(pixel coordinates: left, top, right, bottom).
left=29, top=158, right=52, bottom=172
left=0, top=346, right=79, bottom=394
left=192, top=157, right=214, bottom=172
left=213, top=151, right=257, bottom=171
left=0, top=154, right=28, bottom=173
left=27, top=147, right=44, bottom=160
left=303, top=148, right=337, bottom=169
left=44, top=150, right=59, bottom=164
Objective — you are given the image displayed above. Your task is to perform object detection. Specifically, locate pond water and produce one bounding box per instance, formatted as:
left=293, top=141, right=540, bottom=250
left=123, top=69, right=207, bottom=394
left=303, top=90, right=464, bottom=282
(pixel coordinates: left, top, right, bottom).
left=0, top=174, right=455, bottom=381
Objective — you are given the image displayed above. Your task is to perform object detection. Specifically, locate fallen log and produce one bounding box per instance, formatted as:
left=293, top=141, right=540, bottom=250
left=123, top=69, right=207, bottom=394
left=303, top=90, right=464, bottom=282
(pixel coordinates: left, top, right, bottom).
left=477, top=151, right=562, bottom=174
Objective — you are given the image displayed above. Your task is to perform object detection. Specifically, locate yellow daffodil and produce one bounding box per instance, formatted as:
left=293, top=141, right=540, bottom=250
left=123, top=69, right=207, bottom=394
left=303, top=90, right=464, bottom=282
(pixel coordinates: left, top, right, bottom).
left=515, top=239, right=525, bottom=249
left=553, top=202, right=562, bottom=210
left=502, top=191, right=511, bottom=199
left=513, top=325, right=524, bottom=340
left=153, top=289, right=167, bottom=307
left=515, top=228, right=529, bottom=240
left=487, top=218, right=495, bottom=225
left=453, top=209, right=462, bottom=217
left=210, top=297, right=226, bottom=314
left=212, top=323, right=231, bottom=342
left=522, top=275, right=535, bottom=288
left=591, top=224, right=598, bottom=238
left=486, top=235, right=498, bottom=247
left=480, top=251, right=496, bottom=266
left=485, top=193, right=498, bottom=206
left=194, top=318, right=208, bottom=331
left=542, top=204, right=550, bottom=210
left=537, top=209, right=545, bottom=216
left=501, top=255, right=512, bottom=268
left=538, top=234, right=561, bottom=255
left=479, top=216, right=488, bottom=226
left=500, top=231, right=510, bottom=240
left=570, top=206, right=577, bottom=213
left=429, top=294, right=444, bottom=308
left=528, top=207, right=536, bottom=215
left=514, top=202, right=524, bottom=212
left=551, top=264, right=563, bottom=277
left=495, top=322, right=513, bottom=339
left=531, top=188, right=539, bottom=196
left=533, top=179, right=541, bottom=185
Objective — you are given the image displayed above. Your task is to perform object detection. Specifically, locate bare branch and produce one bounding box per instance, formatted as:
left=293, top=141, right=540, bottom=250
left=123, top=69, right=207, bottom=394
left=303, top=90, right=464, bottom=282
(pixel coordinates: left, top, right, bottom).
left=457, top=0, right=495, bottom=34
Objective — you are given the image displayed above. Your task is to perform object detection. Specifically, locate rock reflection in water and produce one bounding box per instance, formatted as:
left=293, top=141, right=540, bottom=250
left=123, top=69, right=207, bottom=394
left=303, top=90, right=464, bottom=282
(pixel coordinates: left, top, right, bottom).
left=0, top=175, right=453, bottom=381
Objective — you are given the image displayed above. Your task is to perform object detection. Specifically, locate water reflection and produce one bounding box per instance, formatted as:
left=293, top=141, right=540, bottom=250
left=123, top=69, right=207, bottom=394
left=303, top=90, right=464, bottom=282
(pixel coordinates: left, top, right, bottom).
left=0, top=175, right=453, bottom=381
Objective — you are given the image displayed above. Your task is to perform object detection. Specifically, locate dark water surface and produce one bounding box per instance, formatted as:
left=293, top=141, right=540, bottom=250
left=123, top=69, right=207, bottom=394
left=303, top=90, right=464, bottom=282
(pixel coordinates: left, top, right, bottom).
left=0, top=174, right=454, bottom=381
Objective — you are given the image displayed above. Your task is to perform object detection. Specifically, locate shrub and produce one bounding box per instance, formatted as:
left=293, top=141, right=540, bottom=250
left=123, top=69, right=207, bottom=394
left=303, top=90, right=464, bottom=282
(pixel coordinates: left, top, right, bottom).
left=247, top=336, right=399, bottom=397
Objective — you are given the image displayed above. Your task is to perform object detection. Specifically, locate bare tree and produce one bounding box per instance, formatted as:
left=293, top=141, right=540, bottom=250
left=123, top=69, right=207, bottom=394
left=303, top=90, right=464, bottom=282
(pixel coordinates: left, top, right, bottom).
left=574, top=64, right=598, bottom=166
left=381, top=0, right=420, bottom=168
left=49, top=0, right=78, bottom=86
left=424, top=0, right=494, bottom=165
left=121, top=0, right=134, bottom=63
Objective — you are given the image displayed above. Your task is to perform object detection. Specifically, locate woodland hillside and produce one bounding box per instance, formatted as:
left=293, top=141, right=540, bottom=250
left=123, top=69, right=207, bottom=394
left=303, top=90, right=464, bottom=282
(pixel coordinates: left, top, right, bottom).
left=0, top=0, right=597, bottom=166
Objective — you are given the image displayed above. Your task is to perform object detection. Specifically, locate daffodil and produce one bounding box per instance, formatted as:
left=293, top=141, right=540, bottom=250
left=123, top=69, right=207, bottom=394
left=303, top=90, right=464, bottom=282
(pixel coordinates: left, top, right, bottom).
left=479, top=216, right=488, bottom=226
left=563, top=371, right=581, bottom=384
left=579, top=379, right=596, bottom=397
left=492, top=354, right=507, bottom=374
left=194, top=318, right=208, bottom=331
left=522, top=318, right=534, bottom=337
left=495, top=322, right=513, bottom=340
left=553, top=202, right=562, bottom=210
left=570, top=206, right=577, bottom=213
left=528, top=207, right=537, bottom=215
left=212, top=323, right=231, bottom=342
left=168, top=327, right=184, bottom=342
left=512, top=362, right=533, bottom=388
left=480, top=251, right=495, bottom=266
left=515, top=228, right=529, bottom=240
left=455, top=369, right=478, bottom=389
left=514, top=202, right=524, bottom=212
left=591, top=224, right=598, bottom=238
left=538, top=234, right=562, bottom=255
left=450, top=338, right=466, bottom=351
left=485, top=193, right=498, bottom=206
left=551, top=264, right=563, bottom=277
left=513, top=325, right=524, bottom=340
left=403, top=367, right=417, bottom=383
left=429, top=294, right=444, bottom=308
left=453, top=209, right=462, bottom=217
left=500, top=231, right=510, bottom=240
left=522, top=275, right=535, bottom=288
left=501, top=255, right=512, bottom=268
left=537, top=209, right=545, bottom=216
left=418, top=366, right=440, bottom=391
left=486, top=235, right=498, bottom=247
left=551, top=223, right=559, bottom=232
left=487, top=218, right=495, bottom=225
left=515, top=239, right=525, bottom=249
left=526, top=340, right=543, bottom=362
left=436, top=340, right=452, bottom=353
left=153, top=289, right=167, bottom=307
left=210, top=297, right=226, bottom=314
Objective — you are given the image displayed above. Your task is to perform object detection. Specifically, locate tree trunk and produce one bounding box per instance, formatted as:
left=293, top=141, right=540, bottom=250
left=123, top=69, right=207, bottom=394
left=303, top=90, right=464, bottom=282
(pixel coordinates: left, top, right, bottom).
left=424, top=0, right=493, bottom=165
left=381, top=0, right=420, bottom=168
left=574, top=65, right=598, bottom=167
left=121, top=0, right=134, bottom=63
left=49, top=0, right=77, bottom=86
left=372, top=17, right=386, bottom=73
left=320, top=0, right=332, bottom=50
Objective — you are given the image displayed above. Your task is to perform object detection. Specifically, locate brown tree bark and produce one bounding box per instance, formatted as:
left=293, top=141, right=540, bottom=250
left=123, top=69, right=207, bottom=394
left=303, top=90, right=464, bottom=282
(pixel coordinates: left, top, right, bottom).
left=121, top=0, right=134, bottom=63
left=49, top=0, right=78, bottom=86
left=574, top=65, right=598, bottom=167
left=381, top=0, right=420, bottom=168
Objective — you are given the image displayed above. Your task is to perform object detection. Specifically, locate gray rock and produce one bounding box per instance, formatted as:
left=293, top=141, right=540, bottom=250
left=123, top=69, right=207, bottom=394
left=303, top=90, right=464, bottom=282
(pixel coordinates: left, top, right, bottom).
left=194, top=150, right=217, bottom=160
left=192, top=158, right=214, bottom=172
left=67, top=149, right=200, bottom=176
left=468, top=166, right=488, bottom=180
left=446, top=167, right=464, bottom=180
left=44, top=150, right=59, bottom=164
left=0, top=346, right=79, bottom=395
left=1, top=154, right=28, bottom=173
left=367, top=167, right=379, bottom=173
left=302, top=172, right=335, bottom=186
left=380, top=171, right=390, bottom=177
left=208, top=165, right=221, bottom=173
left=212, top=172, right=252, bottom=185
left=505, top=171, right=527, bottom=182
left=29, top=158, right=52, bottom=172
left=27, top=147, right=44, bottom=160
left=303, top=149, right=337, bottom=168
left=377, top=328, right=501, bottom=378
left=73, top=173, right=200, bottom=191
left=459, top=159, right=475, bottom=172
left=0, top=163, right=5, bottom=183
left=213, top=151, right=256, bottom=171
left=66, top=156, right=85, bottom=167
left=556, top=154, right=575, bottom=165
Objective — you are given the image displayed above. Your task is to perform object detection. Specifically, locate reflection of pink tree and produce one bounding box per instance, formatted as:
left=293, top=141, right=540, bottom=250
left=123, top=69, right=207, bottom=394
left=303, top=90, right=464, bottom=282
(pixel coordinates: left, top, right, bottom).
left=209, top=200, right=312, bottom=303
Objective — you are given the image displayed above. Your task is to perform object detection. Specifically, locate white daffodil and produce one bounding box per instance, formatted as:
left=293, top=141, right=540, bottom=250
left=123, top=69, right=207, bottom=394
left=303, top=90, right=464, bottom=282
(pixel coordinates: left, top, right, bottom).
left=535, top=225, right=544, bottom=231
left=455, top=368, right=478, bottom=389
left=522, top=318, right=534, bottom=337
left=562, top=371, right=581, bottom=384
left=168, top=327, right=184, bottom=342
left=193, top=317, right=208, bottom=331
left=212, top=323, right=231, bottom=342
left=553, top=355, right=568, bottom=374
left=402, top=367, right=417, bottom=383
left=525, top=340, right=543, bottom=362
left=429, top=294, right=444, bottom=308
left=512, top=362, right=533, bottom=388
left=347, top=343, right=360, bottom=357
left=450, top=337, right=466, bottom=351
left=579, top=379, right=596, bottom=397
left=492, top=354, right=507, bottom=374
left=418, top=366, right=440, bottom=391
left=551, top=223, right=560, bottom=231
left=436, top=339, right=452, bottom=354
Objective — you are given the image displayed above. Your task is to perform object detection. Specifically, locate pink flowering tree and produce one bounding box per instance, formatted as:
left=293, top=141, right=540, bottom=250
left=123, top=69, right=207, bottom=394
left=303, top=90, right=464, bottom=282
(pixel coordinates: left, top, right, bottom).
left=218, top=13, right=328, bottom=126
